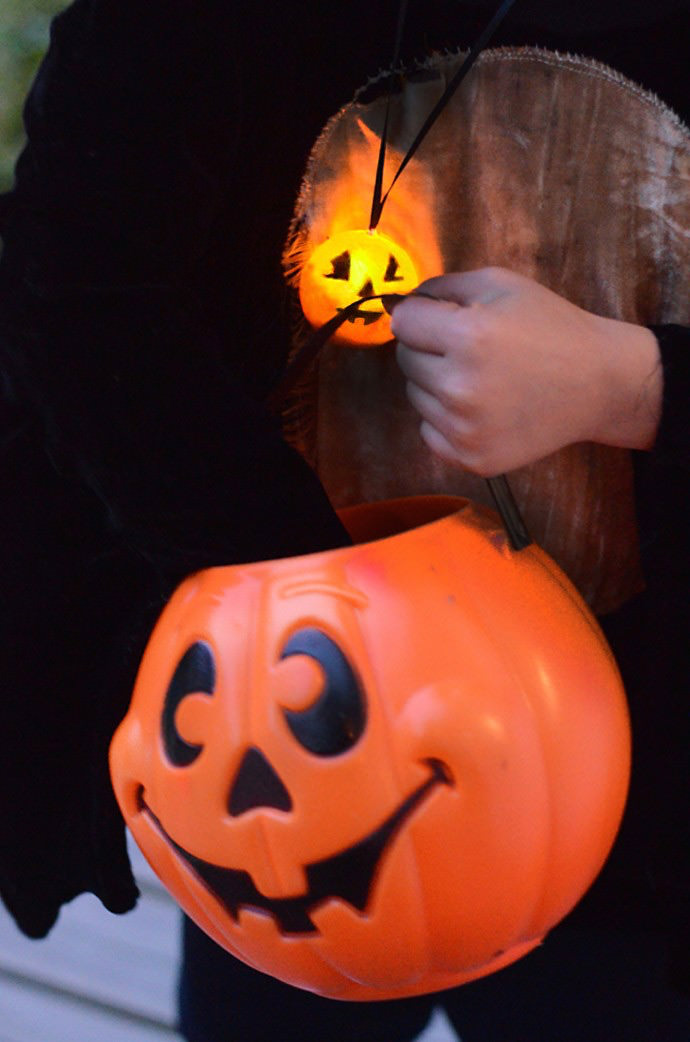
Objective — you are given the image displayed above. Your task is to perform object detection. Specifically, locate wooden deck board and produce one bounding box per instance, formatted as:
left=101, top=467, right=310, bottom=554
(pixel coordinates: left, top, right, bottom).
left=0, top=892, right=180, bottom=1024
left=0, top=975, right=181, bottom=1042
left=0, top=837, right=182, bottom=1038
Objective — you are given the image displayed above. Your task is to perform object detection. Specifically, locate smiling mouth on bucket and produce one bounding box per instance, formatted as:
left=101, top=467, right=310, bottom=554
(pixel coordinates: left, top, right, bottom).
left=139, top=757, right=451, bottom=935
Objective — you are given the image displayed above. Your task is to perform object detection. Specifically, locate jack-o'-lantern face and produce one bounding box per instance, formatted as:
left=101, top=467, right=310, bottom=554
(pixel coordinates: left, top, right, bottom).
left=110, top=499, right=630, bottom=1001
left=149, top=627, right=449, bottom=937
left=298, top=229, right=419, bottom=346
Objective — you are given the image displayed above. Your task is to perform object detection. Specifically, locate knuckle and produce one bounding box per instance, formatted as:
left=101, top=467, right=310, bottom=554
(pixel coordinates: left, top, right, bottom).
left=452, top=422, right=498, bottom=476
left=436, top=380, right=460, bottom=411
left=471, top=455, right=499, bottom=478
left=482, top=264, right=504, bottom=281
left=463, top=310, right=494, bottom=352
left=481, top=264, right=513, bottom=285
left=458, top=446, right=492, bottom=477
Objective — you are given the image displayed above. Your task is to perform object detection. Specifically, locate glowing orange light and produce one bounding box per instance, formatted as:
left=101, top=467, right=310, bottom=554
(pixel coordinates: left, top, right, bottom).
left=298, top=229, right=419, bottom=347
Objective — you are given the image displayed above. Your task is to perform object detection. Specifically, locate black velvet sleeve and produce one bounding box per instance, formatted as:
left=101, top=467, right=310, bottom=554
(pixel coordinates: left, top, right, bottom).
left=616, top=325, right=690, bottom=991
left=632, top=324, right=690, bottom=600
left=0, top=0, right=353, bottom=938
left=647, top=325, right=690, bottom=470
left=632, top=324, right=690, bottom=565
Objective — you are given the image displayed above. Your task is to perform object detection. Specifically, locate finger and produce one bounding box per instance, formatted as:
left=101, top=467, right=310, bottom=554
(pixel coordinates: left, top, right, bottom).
left=418, top=419, right=467, bottom=469
left=396, top=341, right=447, bottom=393
left=405, top=379, right=450, bottom=430
left=391, top=295, right=465, bottom=355
left=413, top=268, right=509, bottom=306
left=406, top=380, right=475, bottom=454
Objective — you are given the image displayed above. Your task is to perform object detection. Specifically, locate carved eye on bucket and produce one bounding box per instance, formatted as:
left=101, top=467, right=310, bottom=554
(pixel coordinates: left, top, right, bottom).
left=279, top=628, right=366, bottom=756
left=162, top=641, right=215, bottom=767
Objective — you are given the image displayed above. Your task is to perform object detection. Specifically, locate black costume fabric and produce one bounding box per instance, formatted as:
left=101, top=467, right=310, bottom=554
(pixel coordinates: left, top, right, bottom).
left=0, top=0, right=688, bottom=1038
left=0, top=0, right=364, bottom=937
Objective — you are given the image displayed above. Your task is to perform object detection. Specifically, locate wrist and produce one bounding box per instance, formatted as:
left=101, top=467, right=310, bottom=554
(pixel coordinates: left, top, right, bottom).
left=591, top=317, right=662, bottom=451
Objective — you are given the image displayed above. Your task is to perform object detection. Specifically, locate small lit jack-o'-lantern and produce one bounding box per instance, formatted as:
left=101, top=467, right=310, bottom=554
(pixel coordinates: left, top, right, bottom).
left=110, top=495, right=630, bottom=1001
left=298, top=229, right=419, bottom=346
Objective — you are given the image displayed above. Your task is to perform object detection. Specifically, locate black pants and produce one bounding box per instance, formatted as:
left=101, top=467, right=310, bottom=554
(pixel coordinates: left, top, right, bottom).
left=178, top=916, right=435, bottom=1042
left=178, top=917, right=690, bottom=1042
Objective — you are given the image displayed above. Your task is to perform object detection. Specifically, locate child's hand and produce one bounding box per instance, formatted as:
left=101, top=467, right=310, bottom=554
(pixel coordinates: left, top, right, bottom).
left=392, top=268, right=662, bottom=476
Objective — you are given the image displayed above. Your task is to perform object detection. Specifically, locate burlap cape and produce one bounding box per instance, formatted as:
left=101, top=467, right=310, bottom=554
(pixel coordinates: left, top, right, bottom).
left=284, top=47, right=690, bottom=614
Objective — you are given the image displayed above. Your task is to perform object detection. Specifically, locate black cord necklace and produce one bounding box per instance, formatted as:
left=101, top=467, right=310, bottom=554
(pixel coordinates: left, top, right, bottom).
left=269, top=0, right=531, bottom=550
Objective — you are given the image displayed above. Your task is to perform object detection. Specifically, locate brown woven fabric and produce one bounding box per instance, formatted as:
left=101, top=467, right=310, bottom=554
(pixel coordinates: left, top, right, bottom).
left=284, top=47, right=690, bottom=614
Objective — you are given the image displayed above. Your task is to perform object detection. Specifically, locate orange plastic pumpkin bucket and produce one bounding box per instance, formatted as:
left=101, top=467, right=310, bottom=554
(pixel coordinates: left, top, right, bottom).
left=110, top=493, right=630, bottom=1000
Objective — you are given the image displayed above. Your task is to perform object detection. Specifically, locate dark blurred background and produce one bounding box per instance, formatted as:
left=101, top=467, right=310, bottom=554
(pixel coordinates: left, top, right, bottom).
left=0, top=1, right=64, bottom=191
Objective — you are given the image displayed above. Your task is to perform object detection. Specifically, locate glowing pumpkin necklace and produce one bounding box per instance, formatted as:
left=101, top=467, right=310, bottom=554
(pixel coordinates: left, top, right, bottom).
left=297, top=0, right=518, bottom=348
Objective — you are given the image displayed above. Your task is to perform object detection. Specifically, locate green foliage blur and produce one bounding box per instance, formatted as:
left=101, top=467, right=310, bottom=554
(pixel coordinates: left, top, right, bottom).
left=0, top=0, right=65, bottom=191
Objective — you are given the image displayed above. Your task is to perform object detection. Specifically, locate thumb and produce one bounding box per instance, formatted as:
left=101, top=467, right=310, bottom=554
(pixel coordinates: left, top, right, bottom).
left=413, top=268, right=511, bottom=307
left=390, top=270, right=493, bottom=351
